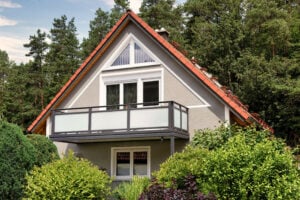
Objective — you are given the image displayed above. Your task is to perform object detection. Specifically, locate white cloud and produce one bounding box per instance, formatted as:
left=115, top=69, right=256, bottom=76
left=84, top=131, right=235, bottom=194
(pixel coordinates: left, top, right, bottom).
left=101, top=0, right=114, bottom=7
left=0, top=15, right=17, bottom=26
left=129, top=0, right=142, bottom=13
left=0, top=35, right=31, bottom=63
left=0, top=0, right=21, bottom=8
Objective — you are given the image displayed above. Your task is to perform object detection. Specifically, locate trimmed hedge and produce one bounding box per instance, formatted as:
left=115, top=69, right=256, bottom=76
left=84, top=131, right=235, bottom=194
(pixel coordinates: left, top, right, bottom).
left=0, top=120, right=36, bottom=199
left=27, top=134, right=59, bottom=166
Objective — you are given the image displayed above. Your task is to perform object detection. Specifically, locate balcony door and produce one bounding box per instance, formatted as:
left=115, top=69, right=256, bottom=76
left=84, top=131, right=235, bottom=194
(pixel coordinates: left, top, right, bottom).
left=106, top=83, right=137, bottom=109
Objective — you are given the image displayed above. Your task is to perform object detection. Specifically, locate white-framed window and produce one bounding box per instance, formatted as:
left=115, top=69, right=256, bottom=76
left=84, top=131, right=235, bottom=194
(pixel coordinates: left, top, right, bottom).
left=103, top=34, right=158, bottom=71
left=100, top=69, right=163, bottom=107
left=111, top=146, right=151, bottom=180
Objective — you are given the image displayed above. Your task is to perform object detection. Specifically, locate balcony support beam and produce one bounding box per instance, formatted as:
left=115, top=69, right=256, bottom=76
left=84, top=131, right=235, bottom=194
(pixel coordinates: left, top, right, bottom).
left=170, top=136, right=175, bottom=155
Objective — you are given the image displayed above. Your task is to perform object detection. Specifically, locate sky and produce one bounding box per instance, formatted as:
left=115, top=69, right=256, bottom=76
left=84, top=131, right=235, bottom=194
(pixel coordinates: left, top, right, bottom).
left=0, top=0, right=185, bottom=64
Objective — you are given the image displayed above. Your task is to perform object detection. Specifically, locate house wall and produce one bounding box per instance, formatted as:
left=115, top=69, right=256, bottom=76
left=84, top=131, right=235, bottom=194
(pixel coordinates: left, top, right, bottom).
left=54, top=139, right=187, bottom=176
left=48, top=22, right=227, bottom=139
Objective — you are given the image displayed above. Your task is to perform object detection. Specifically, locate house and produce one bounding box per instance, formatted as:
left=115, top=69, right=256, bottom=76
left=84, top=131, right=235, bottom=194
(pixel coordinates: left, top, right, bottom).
left=28, top=10, right=272, bottom=181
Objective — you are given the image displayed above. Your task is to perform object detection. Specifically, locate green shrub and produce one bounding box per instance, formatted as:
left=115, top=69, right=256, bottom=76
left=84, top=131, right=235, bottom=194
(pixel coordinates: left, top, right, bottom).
left=156, top=127, right=300, bottom=199
left=191, top=125, right=271, bottom=150
left=0, top=120, right=36, bottom=200
left=27, top=134, right=59, bottom=167
left=24, top=151, right=112, bottom=200
left=191, top=124, right=235, bottom=150
left=154, top=145, right=209, bottom=188
left=113, top=176, right=150, bottom=200
left=198, top=134, right=300, bottom=199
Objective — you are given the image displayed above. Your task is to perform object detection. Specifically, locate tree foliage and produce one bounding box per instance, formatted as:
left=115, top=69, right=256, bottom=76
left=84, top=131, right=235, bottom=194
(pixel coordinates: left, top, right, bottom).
left=0, top=0, right=299, bottom=146
left=0, top=120, right=36, bottom=199
left=27, top=134, right=59, bottom=167
left=155, top=127, right=300, bottom=199
left=45, top=15, right=80, bottom=100
left=24, top=152, right=112, bottom=200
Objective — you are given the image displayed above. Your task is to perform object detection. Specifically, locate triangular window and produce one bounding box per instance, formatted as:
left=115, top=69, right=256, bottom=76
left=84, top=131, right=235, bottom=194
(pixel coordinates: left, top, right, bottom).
left=112, top=44, right=130, bottom=66
left=110, top=40, right=155, bottom=67
left=134, top=43, right=154, bottom=63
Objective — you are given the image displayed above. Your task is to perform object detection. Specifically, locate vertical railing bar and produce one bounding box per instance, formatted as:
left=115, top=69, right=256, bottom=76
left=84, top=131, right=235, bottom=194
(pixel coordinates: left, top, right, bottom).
left=127, top=105, right=130, bottom=131
left=51, top=110, right=55, bottom=135
left=169, top=101, right=174, bottom=131
left=180, top=104, right=182, bottom=130
left=88, top=107, right=92, bottom=134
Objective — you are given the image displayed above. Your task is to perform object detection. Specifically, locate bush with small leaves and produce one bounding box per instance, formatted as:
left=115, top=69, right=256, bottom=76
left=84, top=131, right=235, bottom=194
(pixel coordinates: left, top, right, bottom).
left=113, top=176, right=150, bottom=200
left=24, top=151, right=112, bottom=199
left=155, top=126, right=300, bottom=199
left=0, top=120, right=36, bottom=200
left=27, top=134, right=59, bottom=167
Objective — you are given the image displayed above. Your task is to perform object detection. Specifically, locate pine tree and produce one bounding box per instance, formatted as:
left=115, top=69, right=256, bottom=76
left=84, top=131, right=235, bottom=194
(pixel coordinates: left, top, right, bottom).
left=184, top=0, right=244, bottom=87
left=81, top=8, right=111, bottom=59
left=45, top=15, right=80, bottom=101
left=139, top=0, right=185, bottom=45
left=81, top=0, right=129, bottom=59
left=0, top=50, right=11, bottom=119
left=24, top=29, right=48, bottom=109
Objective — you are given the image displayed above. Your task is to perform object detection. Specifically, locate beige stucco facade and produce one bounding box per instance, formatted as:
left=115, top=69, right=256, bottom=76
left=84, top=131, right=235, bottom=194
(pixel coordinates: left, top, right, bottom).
left=46, top=20, right=229, bottom=179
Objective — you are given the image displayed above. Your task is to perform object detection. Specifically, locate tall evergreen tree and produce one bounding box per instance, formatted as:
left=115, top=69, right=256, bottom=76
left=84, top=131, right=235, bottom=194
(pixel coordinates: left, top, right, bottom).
left=184, top=0, right=244, bottom=87
left=81, top=8, right=111, bottom=59
left=24, top=29, right=48, bottom=109
left=0, top=50, right=11, bottom=119
left=45, top=15, right=80, bottom=100
left=81, top=0, right=129, bottom=59
left=139, top=0, right=185, bottom=45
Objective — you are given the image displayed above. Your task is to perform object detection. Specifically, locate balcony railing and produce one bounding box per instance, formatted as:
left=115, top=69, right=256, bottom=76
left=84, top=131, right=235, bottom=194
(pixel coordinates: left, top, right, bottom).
left=51, top=101, right=189, bottom=140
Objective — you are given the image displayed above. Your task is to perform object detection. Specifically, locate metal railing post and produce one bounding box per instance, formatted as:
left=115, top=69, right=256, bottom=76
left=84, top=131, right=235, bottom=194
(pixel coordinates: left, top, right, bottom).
left=88, top=107, right=92, bottom=134
left=168, top=101, right=174, bottom=131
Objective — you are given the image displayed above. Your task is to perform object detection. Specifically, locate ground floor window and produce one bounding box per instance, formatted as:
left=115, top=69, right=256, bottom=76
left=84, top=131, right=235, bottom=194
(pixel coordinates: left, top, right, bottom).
left=111, top=146, right=150, bottom=180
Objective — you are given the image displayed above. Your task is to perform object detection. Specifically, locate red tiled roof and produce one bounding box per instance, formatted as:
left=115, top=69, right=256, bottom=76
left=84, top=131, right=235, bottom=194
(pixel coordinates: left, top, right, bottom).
left=27, top=10, right=273, bottom=133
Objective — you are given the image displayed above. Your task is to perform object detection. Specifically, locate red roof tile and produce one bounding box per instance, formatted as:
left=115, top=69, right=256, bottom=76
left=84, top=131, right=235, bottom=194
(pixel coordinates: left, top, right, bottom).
left=27, top=10, right=273, bottom=133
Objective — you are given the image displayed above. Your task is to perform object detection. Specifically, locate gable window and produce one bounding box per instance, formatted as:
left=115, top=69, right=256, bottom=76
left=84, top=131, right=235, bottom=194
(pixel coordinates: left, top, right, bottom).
left=112, top=44, right=130, bottom=66
left=112, top=147, right=150, bottom=180
left=110, top=40, right=155, bottom=68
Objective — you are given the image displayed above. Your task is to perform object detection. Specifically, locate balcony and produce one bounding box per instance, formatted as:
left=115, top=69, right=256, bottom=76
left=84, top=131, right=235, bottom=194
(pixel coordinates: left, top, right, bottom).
left=50, top=101, right=189, bottom=143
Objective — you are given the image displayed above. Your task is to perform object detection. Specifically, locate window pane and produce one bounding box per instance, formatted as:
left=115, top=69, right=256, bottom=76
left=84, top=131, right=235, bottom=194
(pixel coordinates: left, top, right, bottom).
left=112, top=44, right=130, bottom=66
left=117, top=152, right=130, bottom=176
left=124, top=83, right=137, bottom=108
left=134, top=43, right=154, bottom=63
left=143, top=81, right=159, bottom=106
left=107, top=85, right=119, bottom=110
left=133, top=151, right=147, bottom=175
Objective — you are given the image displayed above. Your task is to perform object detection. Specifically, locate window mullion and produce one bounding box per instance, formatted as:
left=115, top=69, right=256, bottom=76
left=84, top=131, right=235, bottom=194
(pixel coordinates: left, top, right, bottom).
left=130, top=40, right=134, bottom=65
left=120, top=84, right=124, bottom=108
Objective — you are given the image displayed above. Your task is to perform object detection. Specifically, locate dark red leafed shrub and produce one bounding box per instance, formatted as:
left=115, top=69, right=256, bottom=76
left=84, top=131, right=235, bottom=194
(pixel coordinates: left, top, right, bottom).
left=139, top=175, right=216, bottom=200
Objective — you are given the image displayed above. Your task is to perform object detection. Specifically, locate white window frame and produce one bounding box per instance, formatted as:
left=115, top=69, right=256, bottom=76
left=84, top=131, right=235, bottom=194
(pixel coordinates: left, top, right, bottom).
left=100, top=69, right=163, bottom=107
left=111, top=146, right=151, bottom=180
left=104, top=34, right=159, bottom=71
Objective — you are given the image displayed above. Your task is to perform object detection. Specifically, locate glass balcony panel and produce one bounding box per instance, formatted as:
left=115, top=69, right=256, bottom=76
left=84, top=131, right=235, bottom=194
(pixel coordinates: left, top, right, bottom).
left=55, top=113, right=88, bottom=132
left=182, top=112, right=188, bottom=130
left=91, top=110, right=127, bottom=130
left=174, top=109, right=181, bottom=129
left=130, top=108, right=168, bottom=129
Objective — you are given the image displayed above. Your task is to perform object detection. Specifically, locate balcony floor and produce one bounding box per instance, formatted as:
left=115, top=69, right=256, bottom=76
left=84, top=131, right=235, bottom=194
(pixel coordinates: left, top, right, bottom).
left=50, top=129, right=189, bottom=143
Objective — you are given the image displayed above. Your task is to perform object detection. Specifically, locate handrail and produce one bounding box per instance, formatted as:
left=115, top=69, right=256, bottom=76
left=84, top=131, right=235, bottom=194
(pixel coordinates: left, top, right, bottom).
left=51, top=101, right=188, bottom=136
